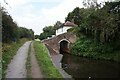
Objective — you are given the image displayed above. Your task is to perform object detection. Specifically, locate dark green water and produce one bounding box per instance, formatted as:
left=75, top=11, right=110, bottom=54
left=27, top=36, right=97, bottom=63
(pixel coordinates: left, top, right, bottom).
left=61, top=54, right=120, bottom=79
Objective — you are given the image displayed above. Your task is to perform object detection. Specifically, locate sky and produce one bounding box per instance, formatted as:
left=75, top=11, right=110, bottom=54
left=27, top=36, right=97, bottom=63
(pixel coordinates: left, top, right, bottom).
left=1, top=0, right=114, bottom=35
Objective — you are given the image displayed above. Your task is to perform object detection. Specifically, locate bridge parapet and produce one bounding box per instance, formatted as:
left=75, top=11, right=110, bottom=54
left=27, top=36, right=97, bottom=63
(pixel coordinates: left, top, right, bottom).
left=43, top=32, right=76, bottom=54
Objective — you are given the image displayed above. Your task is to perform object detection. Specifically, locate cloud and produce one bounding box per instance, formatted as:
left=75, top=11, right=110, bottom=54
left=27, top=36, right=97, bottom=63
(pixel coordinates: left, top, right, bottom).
left=42, top=0, right=84, bottom=23
left=2, top=0, right=84, bottom=35
left=5, top=0, right=27, bottom=8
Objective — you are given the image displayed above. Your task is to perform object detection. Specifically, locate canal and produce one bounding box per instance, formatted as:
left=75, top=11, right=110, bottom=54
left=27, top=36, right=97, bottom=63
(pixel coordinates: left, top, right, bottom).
left=61, top=54, right=120, bottom=79
left=45, top=44, right=120, bottom=79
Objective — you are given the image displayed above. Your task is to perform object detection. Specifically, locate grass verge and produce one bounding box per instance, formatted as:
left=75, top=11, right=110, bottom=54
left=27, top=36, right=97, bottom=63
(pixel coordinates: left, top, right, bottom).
left=34, top=41, right=63, bottom=78
left=2, top=38, right=29, bottom=77
left=26, top=41, right=32, bottom=78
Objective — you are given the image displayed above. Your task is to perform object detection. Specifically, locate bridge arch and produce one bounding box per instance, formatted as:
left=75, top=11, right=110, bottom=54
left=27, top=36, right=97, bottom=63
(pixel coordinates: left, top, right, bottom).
left=58, top=39, right=70, bottom=54
left=58, top=39, right=70, bottom=44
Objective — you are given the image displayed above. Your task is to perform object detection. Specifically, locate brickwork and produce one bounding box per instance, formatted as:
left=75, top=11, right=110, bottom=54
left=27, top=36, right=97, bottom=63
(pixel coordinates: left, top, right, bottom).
left=43, top=32, right=76, bottom=54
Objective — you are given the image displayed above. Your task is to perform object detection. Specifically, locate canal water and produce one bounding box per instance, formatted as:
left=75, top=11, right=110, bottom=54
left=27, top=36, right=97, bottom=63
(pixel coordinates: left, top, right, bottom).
left=61, top=54, right=120, bottom=79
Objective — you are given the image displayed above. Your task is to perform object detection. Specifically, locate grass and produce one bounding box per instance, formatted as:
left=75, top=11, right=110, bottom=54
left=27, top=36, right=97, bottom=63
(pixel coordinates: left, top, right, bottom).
left=71, top=36, right=120, bottom=62
left=34, top=41, right=63, bottom=78
left=26, top=41, right=32, bottom=78
left=2, top=38, right=29, bottom=77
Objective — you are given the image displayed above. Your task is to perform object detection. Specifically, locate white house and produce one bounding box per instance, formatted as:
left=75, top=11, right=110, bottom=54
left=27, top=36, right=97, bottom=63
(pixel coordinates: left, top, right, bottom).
left=56, top=21, right=77, bottom=36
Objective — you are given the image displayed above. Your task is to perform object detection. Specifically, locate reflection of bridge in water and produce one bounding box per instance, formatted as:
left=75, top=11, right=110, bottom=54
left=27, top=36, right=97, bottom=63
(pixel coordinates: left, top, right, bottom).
left=43, top=32, right=76, bottom=54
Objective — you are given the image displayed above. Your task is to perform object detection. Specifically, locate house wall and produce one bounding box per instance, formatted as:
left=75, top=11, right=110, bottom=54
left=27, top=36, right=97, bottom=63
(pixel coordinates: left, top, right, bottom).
left=56, top=26, right=72, bottom=36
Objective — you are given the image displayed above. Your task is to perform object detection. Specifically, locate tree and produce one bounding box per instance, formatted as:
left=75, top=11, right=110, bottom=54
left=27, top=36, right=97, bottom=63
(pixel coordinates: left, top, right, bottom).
left=65, top=7, right=81, bottom=26
left=2, top=10, right=18, bottom=43
left=65, top=1, right=120, bottom=45
left=34, top=35, right=40, bottom=39
left=18, top=27, right=34, bottom=39
left=54, top=21, right=63, bottom=30
left=39, top=26, right=55, bottom=40
left=82, top=0, right=102, bottom=9
left=2, top=7, right=34, bottom=43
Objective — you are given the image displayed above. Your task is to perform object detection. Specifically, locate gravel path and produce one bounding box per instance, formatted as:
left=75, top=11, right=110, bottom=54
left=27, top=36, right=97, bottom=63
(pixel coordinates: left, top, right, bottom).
left=5, top=41, right=31, bottom=78
left=30, top=42, right=43, bottom=78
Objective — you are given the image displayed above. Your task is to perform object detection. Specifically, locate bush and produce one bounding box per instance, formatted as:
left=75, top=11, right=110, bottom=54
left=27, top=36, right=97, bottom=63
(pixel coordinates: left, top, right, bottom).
left=71, top=36, right=120, bottom=62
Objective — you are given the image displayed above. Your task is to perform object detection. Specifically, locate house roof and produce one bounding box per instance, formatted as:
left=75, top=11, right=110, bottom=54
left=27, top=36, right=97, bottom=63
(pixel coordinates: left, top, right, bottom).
left=63, top=21, right=78, bottom=27
left=56, top=21, right=78, bottom=30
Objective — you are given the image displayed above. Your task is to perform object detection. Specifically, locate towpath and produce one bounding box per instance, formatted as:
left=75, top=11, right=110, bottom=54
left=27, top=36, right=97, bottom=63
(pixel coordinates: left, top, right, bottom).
left=5, top=41, right=31, bottom=78
left=5, top=41, right=43, bottom=78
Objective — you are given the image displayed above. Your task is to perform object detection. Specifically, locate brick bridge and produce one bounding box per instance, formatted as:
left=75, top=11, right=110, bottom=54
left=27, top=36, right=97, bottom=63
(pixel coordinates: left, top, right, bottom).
left=43, top=32, right=76, bottom=54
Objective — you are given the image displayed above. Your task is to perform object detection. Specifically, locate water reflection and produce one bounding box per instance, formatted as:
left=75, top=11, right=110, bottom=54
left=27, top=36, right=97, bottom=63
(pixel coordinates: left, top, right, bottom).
left=61, top=54, right=120, bottom=78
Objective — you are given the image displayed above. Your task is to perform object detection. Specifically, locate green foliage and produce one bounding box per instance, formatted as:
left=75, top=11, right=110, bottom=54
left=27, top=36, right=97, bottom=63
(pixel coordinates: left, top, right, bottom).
left=2, top=10, right=18, bottom=43
left=18, top=27, right=34, bottom=39
left=54, top=21, right=62, bottom=30
left=34, top=35, right=40, bottom=39
left=72, top=36, right=115, bottom=54
left=39, top=32, right=48, bottom=40
left=2, top=9, right=34, bottom=43
left=34, top=41, right=62, bottom=78
left=69, top=2, right=120, bottom=62
left=65, top=7, right=81, bottom=25
left=71, top=36, right=120, bottom=62
left=39, top=26, right=55, bottom=40
left=67, top=27, right=75, bottom=32
left=83, top=0, right=102, bottom=9
left=66, top=1, right=120, bottom=44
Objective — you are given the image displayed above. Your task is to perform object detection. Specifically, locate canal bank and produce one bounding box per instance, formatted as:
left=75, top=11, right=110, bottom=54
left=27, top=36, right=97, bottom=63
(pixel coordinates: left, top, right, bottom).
left=45, top=43, right=120, bottom=79
left=71, top=36, right=120, bottom=63
left=45, top=44, right=72, bottom=78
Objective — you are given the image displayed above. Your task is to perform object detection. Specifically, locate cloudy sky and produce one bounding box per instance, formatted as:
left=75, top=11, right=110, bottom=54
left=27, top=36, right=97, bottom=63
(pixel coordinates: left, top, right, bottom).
left=1, top=0, right=110, bottom=35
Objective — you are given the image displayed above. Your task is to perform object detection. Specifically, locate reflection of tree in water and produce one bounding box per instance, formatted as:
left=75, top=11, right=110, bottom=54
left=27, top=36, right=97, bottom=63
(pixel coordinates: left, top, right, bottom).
left=61, top=54, right=120, bottom=78
left=61, top=54, right=82, bottom=78
left=61, top=54, right=70, bottom=69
